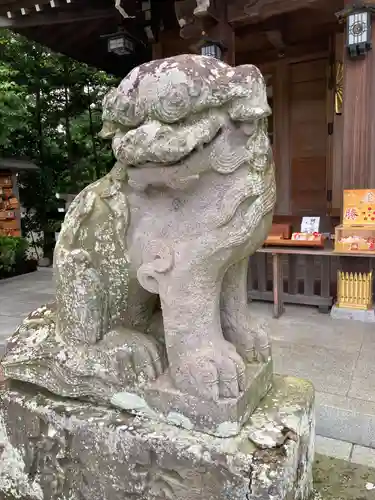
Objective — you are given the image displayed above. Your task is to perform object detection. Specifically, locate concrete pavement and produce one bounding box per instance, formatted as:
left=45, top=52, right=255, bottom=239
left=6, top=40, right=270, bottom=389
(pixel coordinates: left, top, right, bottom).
left=250, top=301, right=375, bottom=449
left=0, top=268, right=54, bottom=356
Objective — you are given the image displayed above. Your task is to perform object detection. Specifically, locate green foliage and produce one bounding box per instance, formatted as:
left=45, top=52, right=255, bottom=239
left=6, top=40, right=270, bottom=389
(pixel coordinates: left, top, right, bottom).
left=0, top=65, right=28, bottom=147
left=0, top=236, right=29, bottom=273
left=0, top=29, right=119, bottom=253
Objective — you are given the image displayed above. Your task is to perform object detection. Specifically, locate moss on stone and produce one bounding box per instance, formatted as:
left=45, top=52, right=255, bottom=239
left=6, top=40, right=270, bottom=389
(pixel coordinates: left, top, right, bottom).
left=313, top=453, right=375, bottom=499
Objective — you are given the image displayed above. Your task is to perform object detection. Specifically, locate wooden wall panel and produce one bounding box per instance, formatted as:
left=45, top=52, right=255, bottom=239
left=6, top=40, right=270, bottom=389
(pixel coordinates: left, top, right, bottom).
left=152, top=42, right=163, bottom=59
left=342, top=18, right=375, bottom=190
left=259, top=55, right=330, bottom=216
left=273, top=61, right=291, bottom=215
left=290, top=59, right=327, bottom=83
left=289, top=58, right=328, bottom=215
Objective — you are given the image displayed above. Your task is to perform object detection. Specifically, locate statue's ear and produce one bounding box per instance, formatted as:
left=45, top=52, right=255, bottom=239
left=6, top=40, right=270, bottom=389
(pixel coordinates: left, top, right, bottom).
left=137, top=263, right=161, bottom=294
left=136, top=243, right=174, bottom=294
left=137, top=256, right=172, bottom=294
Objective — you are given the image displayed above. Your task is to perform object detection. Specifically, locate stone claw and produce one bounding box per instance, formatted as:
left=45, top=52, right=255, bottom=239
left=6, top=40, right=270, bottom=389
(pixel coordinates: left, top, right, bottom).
left=222, top=309, right=271, bottom=364
left=171, top=341, right=246, bottom=401
left=103, top=328, right=166, bottom=383
left=130, top=336, right=165, bottom=381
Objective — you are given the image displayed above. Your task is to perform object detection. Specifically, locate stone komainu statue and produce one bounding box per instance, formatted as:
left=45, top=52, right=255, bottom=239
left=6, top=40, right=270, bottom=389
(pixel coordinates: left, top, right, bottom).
left=2, top=54, right=276, bottom=436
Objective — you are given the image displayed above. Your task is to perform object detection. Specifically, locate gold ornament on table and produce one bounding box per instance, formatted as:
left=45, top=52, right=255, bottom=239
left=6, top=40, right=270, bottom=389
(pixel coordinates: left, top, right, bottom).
left=337, top=271, right=373, bottom=310
left=335, top=61, right=343, bottom=115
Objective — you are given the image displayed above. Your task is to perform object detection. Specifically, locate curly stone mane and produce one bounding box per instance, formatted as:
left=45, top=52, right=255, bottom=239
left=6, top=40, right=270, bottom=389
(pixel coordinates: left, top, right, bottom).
left=100, top=54, right=271, bottom=168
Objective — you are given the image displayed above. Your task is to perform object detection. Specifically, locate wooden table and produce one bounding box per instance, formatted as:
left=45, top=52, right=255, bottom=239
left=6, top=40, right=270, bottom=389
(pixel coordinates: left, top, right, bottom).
left=250, top=245, right=375, bottom=318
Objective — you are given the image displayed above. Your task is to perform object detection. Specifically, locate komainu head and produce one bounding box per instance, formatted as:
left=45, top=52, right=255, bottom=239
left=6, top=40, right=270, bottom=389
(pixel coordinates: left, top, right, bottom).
left=100, top=53, right=275, bottom=252
left=100, top=54, right=272, bottom=172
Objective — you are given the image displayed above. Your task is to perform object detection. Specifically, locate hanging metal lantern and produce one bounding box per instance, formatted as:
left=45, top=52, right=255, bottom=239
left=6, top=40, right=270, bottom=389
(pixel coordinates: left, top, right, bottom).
left=200, top=40, right=223, bottom=59
left=101, top=31, right=135, bottom=56
left=107, top=33, right=134, bottom=56
left=198, top=34, right=226, bottom=60
left=346, top=7, right=372, bottom=58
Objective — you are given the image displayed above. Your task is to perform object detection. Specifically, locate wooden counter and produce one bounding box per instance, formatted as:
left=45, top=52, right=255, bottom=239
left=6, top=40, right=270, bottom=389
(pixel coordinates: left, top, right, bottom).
left=258, top=244, right=375, bottom=258
left=249, top=243, right=375, bottom=318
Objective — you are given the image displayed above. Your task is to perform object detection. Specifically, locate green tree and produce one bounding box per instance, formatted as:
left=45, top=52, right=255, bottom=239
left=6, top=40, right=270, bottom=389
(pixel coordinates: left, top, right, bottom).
left=0, top=29, right=118, bottom=257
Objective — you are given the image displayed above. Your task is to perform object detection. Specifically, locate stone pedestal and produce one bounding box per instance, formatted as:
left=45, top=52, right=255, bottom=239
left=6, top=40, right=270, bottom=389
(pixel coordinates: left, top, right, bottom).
left=331, top=305, right=375, bottom=323
left=0, top=376, right=315, bottom=500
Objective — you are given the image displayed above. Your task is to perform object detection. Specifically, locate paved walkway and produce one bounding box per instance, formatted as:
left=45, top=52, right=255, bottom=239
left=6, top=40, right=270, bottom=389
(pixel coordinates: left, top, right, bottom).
left=249, top=301, right=375, bottom=448
left=2, top=269, right=375, bottom=454
left=0, top=269, right=54, bottom=356
left=316, top=435, right=375, bottom=468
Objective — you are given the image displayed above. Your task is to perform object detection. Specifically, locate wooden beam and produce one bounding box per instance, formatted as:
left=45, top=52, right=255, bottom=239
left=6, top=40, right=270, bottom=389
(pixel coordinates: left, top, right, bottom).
left=175, top=0, right=224, bottom=26
left=0, top=8, right=116, bottom=28
left=194, top=0, right=211, bottom=17
left=0, top=0, right=50, bottom=10
left=115, top=0, right=136, bottom=19
left=265, top=29, right=285, bottom=51
left=0, top=0, right=60, bottom=16
left=175, top=0, right=329, bottom=26
left=54, top=18, right=102, bottom=54
left=236, top=40, right=329, bottom=65
left=228, top=0, right=336, bottom=24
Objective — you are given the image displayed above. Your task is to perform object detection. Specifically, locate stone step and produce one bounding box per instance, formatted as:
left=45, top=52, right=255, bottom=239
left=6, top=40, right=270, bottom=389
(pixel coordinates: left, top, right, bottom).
left=316, top=391, right=375, bottom=448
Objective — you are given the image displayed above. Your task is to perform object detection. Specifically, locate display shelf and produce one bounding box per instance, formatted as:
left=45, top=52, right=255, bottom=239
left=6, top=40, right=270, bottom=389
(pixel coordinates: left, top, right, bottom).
left=265, top=229, right=324, bottom=248
left=0, top=170, right=21, bottom=237
left=343, top=189, right=375, bottom=226
left=334, top=224, right=375, bottom=253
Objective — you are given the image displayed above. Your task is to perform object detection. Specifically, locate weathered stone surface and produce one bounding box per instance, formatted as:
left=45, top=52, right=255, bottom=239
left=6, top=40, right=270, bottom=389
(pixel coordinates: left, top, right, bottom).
left=0, top=376, right=315, bottom=500
left=113, top=359, right=273, bottom=437
left=331, top=305, right=375, bottom=323
left=1, top=54, right=276, bottom=436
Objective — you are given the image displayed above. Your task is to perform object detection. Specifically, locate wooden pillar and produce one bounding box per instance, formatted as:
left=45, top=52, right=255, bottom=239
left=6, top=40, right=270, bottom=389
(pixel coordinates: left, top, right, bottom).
left=152, top=42, right=163, bottom=60
left=331, top=33, right=344, bottom=212
left=273, top=60, right=290, bottom=214
left=216, top=21, right=235, bottom=65
left=200, top=0, right=235, bottom=65
left=212, top=8, right=235, bottom=66
left=342, top=9, right=375, bottom=189
left=174, top=0, right=235, bottom=64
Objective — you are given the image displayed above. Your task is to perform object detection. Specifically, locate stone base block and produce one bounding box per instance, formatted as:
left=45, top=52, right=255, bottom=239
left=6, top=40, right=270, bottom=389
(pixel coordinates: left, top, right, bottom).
left=2, top=305, right=273, bottom=438
left=112, top=359, right=273, bottom=438
left=0, top=375, right=315, bottom=500
left=331, top=305, right=375, bottom=323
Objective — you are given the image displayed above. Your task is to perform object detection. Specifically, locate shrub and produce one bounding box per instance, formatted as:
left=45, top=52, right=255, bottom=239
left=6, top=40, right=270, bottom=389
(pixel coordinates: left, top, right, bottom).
left=0, top=236, right=29, bottom=274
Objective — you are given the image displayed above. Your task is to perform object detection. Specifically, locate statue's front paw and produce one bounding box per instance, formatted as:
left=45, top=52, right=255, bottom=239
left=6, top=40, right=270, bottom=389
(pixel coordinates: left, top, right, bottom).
left=222, top=311, right=271, bottom=364
left=127, top=334, right=166, bottom=381
left=171, top=341, right=246, bottom=401
left=104, top=328, right=166, bottom=383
